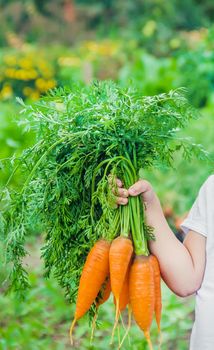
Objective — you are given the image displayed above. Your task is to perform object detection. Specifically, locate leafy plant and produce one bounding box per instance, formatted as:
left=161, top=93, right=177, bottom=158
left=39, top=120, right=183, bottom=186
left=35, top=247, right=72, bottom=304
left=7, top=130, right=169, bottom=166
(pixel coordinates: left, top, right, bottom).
left=0, top=81, right=208, bottom=303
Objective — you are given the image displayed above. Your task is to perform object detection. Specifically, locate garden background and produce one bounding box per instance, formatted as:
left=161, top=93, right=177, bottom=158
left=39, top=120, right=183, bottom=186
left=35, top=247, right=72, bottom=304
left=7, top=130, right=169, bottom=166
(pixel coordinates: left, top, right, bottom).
left=0, top=1, right=214, bottom=349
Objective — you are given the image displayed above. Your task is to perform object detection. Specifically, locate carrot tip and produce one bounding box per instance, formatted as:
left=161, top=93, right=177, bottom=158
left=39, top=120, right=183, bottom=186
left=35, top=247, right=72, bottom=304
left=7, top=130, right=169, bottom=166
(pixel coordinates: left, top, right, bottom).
left=158, top=329, right=163, bottom=350
left=144, top=330, right=153, bottom=350
left=110, top=298, right=120, bottom=344
left=90, top=312, right=98, bottom=344
left=69, top=317, right=77, bottom=346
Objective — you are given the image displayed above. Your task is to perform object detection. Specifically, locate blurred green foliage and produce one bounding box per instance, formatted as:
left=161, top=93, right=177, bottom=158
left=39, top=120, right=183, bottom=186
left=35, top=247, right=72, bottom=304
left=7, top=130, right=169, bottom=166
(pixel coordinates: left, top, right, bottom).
left=0, top=101, right=35, bottom=188
left=0, top=1, right=214, bottom=349
left=1, top=27, right=214, bottom=108
left=1, top=0, right=214, bottom=52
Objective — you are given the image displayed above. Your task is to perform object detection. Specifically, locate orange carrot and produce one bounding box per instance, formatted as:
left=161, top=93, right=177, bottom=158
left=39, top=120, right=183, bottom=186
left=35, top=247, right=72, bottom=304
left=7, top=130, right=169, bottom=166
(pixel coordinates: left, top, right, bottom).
left=109, top=236, right=133, bottom=343
left=97, top=277, right=111, bottom=306
left=70, top=239, right=110, bottom=344
left=109, top=236, right=133, bottom=304
left=91, top=277, right=111, bottom=343
left=149, top=255, right=162, bottom=332
left=114, top=265, right=130, bottom=312
left=129, top=255, right=155, bottom=350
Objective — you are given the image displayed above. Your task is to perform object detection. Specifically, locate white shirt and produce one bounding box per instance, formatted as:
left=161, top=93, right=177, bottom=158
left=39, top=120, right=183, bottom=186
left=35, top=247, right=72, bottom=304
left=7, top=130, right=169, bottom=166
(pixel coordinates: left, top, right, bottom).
left=180, top=175, right=214, bottom=350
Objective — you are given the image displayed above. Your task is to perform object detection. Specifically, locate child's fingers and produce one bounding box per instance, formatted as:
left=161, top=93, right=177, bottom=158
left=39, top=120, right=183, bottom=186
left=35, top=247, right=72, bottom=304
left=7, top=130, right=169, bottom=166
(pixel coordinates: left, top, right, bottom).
left=116, top=196, right=128, bottom=205
left=128, top=180, right=151, bottom=196
left=108, top=176, right=127, bottom=206
left=113, top=188, right=129, bottom=198
left=118, top=188, right=129, bottom=197
left=116, top=178, right=123, bottom=187
left=108, top=176, right=123, bottom=187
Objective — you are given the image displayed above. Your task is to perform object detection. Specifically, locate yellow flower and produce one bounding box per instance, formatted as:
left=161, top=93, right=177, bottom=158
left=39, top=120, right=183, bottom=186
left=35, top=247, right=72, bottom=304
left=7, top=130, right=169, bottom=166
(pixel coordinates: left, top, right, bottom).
left=19, top=58, right=33, bottom=69
left=46, top=79, right=56, bottom=89
left=23, top=87, right=33, bottom=96
left=29, top=90, right=40, bottom=100
left=3, top=55, right=17, bottom=66
left=35, top=78, right=56, bottom=92
left=25, top=69, right=38, bottom=80
left=5, top=68, right=16, bottom=78
left=12, top=68, right=38, bottom=80
left=20, top=70, right=29, bottom=80
left=23, top=87, right=41, bottom=100
left=12, top=69, right=30, bottom=81
left=35, top=78, right=46, bottom=91
left=0, top=84, right=13, bottom=100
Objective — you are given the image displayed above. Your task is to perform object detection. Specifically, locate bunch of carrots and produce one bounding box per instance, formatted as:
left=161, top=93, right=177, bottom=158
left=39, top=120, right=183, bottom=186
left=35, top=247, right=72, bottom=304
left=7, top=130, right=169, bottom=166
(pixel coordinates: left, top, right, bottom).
left=1, top=82, right=202, bottom=348
left=70, top=158, right=162, bottom=349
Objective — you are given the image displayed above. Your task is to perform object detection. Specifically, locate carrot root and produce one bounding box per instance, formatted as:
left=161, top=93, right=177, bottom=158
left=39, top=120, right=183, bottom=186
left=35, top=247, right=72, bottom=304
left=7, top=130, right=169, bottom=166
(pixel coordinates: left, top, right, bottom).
left=144, top=330, right=153, bottom=350
left=90, top=311, right=98, bottom=344
left=69, top=317, right=77, bottom=346
left=119, top=310, right=126, bottom=332
left=117, top=322, right=121, bottom=349
left=110, top=298, right=120, bottom=344
left=118, top=305, right=132, bottom=349
left=158, top=328, right=163, bottom=350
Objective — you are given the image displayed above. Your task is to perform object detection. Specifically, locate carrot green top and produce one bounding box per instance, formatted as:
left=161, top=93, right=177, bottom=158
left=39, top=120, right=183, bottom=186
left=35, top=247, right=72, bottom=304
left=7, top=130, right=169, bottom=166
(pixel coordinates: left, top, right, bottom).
left=0, top=81, right=207, bottom=301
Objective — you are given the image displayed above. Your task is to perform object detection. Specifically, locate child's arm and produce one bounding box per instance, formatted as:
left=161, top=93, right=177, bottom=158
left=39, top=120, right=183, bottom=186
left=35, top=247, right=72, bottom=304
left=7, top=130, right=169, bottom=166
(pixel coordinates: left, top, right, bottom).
left=115, top=178, right=206, bottom=297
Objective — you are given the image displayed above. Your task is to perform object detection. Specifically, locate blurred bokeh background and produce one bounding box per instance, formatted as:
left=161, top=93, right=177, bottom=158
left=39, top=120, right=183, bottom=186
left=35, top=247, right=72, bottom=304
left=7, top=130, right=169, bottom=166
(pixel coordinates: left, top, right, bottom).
left=0, top=1, right=214, bottom=349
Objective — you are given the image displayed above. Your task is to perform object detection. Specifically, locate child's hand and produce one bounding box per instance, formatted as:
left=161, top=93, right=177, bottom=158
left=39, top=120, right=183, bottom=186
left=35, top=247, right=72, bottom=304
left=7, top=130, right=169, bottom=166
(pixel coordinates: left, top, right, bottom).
left=113, top=178, right=129, bottom=206
left=114, top=178, right=156, bottom=207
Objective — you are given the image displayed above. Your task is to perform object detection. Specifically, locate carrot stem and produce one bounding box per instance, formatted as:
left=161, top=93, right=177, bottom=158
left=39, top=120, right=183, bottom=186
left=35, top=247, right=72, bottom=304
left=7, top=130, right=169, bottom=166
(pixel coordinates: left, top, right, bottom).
left=109, top=210, right=120, bottom=240
left=120, top=204, right=130, bottom=238
left=122, top=162, right=148, bottom=255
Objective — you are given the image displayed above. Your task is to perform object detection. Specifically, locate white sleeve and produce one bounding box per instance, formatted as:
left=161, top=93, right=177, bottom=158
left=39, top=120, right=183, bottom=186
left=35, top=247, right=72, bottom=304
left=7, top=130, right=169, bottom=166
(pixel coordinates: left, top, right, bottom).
left=180, top=176, right=212, bottom=238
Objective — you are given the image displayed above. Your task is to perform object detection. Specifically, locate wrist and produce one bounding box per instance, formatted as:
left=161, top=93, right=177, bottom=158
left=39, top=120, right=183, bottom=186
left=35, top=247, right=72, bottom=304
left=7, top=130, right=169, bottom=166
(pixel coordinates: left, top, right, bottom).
left=144, top=192, right=161, bottom=211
